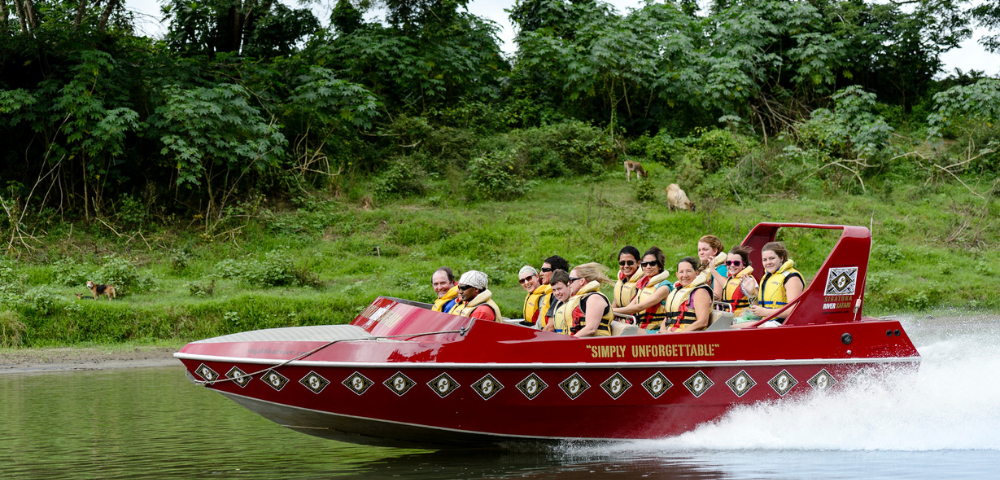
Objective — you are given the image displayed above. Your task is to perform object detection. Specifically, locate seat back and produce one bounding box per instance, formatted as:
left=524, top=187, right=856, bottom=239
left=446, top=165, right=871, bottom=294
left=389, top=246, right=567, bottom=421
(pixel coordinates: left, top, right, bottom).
left=610, top=320, right=639, bottom=336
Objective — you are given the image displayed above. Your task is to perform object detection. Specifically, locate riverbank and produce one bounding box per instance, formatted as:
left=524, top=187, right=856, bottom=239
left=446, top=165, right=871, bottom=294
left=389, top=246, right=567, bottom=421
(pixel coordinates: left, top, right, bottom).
left=0, top=343, right=181, bottom=374
left=1, top=174, right=997, bottom=348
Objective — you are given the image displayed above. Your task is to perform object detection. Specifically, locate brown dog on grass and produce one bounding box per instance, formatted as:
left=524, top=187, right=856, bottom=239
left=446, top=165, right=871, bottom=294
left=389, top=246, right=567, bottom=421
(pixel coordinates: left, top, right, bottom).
left=85, top=281, right=117, bottom=300
left=624, top=160, right=647, bottom=182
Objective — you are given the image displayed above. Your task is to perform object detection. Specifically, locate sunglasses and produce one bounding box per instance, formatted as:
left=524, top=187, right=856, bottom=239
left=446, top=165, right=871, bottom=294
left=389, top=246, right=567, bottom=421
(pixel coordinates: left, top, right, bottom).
left=518, top=276, right=535, bottom=284
left=725, top=261, right=744, bottom=266
left=640, top=261, right=658, bottom=267
left=569, top=276, right=583, bottom=282
left=619, top=260, right=635, bottom=266
left=457, top=285, right=473, bottom=291
left=540, top=267, right=553, bottom=272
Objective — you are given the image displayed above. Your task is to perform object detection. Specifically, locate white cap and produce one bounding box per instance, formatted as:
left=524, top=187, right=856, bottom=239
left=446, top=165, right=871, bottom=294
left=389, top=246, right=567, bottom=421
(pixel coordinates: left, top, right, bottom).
left=518, top=265, right=538, bottom=278
left=458, top=270, right=488, bottom=291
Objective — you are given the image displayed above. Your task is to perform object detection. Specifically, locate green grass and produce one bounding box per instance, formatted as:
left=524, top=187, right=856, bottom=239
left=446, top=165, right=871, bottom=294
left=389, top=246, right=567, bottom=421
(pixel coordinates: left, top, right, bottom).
left=1, top=173, right=998, bottom=347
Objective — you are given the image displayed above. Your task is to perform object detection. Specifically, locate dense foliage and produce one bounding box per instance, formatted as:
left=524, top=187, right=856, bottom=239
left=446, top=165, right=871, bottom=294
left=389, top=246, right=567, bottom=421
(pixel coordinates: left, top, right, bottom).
left=1, top=0, right=998, bottom=251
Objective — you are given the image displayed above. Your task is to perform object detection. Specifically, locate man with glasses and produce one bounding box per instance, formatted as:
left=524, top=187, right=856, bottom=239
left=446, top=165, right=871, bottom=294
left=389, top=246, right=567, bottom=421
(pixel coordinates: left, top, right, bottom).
left=517, top=266, right=551, bottom=327
left=431, top=267, right=459, bottom=313
left=450, top=270, right=502, bottom=321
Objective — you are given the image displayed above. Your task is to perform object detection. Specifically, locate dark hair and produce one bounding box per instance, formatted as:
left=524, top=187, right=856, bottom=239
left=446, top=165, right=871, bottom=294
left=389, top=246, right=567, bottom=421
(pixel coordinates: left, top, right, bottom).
left=642, top=246, right=665, bottom=270
left=762, top=242, right=789, bottom=263
left=544, top=255, right=570, bottom=272
left=678, top=256, right=700, bottom=270
left=550, top=269, right=571, bottom=286
left=618, top=246, right=641, bottom=262
left=434, top=266, right=455, bottom=283
left=729, top=245, right=752, bottom=267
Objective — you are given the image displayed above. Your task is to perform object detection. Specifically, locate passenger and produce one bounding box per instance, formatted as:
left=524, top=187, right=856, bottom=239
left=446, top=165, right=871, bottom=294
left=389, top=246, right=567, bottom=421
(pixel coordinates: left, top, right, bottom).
left=539, top=255, right=570, bottom=327
left=612, top=247, right=673, bottom=331
left=661, top=257, right=713, bottom=333
left=559, top=263, right=615, bottom=337
left=715, top=246, right=753, bottom=317
left=698, top=235, right=728, bottom=293
left=431, top=267, right=459, bottom=313
left=744, top=241, right=804, bottom=326
left=451, top=270, right=502, bottom=321
left=546, top=269, right=572, bottom=333
left=612, top=246, right=643, bottom=308
left=518, top=266, right=551, bottom=327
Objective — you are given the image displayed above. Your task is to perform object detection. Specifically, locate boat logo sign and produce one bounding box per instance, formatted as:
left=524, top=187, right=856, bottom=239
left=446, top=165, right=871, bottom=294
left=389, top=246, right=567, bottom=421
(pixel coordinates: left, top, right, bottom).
left=343, top=371, right=375, bottom=395
left=726, top=370, right=756, bottom=397
left=262, top=369, right=289, bottom=391
left=300, top=371, right=331, bottom=394
left=225, top=366, right=251, bottom=388
left=601, top=373, right=632, bottom=399
left=684, top=371, right=714, bottom=398
left=382, top=372, right=414, bottom=396
left=428, top=373, right=460, bottom=398
left=559, top=373, right=591, bottom=400
left=824, top=267, right=858, bottom=296
left=642, top=372, right=673, bottom=399
left=516, top=373, right=548, bottom=400
left=471, top=374, right=504, bottom=400
left=768, top=369, right=798, bottom=396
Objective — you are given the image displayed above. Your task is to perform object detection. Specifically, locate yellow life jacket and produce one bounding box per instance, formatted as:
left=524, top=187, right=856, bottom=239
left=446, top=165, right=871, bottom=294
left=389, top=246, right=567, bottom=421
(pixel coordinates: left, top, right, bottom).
left=522, top=284, right=552, bottom=324
left=722, top=276, right=750, bottom=316
left=758, top=260, right=803, bottom=309
left=432, top=285, right=459, bottom=312
left=612, top=268, right=644, bottom=308
left=454, top=289, right=502, bottom=321
left=633, top=270, right=672, bottom=330
left=552, top=297, right=577, bottom=335
left=664, top=274, right=712, bottom=332
left=567, top=281, right=613, bottom=337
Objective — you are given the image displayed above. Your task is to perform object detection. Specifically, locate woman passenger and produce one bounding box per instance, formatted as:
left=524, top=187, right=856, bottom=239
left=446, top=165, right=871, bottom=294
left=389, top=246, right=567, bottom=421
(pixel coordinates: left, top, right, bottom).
left=560, top=263, right=615, bottom=337
left=716, top=245, right=753, bottom=317
left=661, top=257, right=713, bottom=333
left=698, top=235, right=728, bottom=293
left=612, top=246, right=673, bottom=331
left=742, top=241, right=804, bottom=326
left=612, top=246, right=643, bottom=308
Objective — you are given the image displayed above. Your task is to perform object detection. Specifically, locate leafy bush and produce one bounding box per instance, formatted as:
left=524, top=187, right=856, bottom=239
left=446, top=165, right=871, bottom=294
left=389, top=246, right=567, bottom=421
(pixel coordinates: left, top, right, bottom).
left=116, top=194, right=150, bottom=229
left=513, top=120, right=615, bottom=177
left=186, top=279, right=216, bottom=297
left=52, top=259, right=91, bottom=287
left=927, top=78, right=1000, bottom=173
left=213, top=247, right=320, bottom=287
left=0, top=310, right=26, bottom=347
left=634, top=177, right=657, bottom=203
left=465, top=150, right=532, bottom=200
left=169, top=248, right=192, bottom=273
left=373, top=157, right=428, bottom=199
left=20, top=287, right=57, bottom=316
left=0, top=263, right=26, bottom=306
left=95, top=256, right=155, bottom=295
left=696, top=129, right=751, bottom=172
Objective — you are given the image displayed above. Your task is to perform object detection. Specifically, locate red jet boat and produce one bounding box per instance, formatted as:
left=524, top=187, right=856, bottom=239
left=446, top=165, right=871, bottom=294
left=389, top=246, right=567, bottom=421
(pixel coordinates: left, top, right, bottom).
left=175, top=223, right=920, bottom=447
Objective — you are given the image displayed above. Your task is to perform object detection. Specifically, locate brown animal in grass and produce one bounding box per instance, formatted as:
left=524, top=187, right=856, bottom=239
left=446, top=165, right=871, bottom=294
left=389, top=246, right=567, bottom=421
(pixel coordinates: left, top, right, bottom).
left=86, top=281, right=117, bottom=301
left=624, top=160, right=647, bottom=182
left=666, top=183, right=696, bottom=212
left=74, top=293, right=94, bottom=300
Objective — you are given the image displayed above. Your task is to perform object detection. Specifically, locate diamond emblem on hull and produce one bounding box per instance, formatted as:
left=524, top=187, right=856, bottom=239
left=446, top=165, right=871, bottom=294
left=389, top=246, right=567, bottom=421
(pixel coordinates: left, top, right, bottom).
left=261, top=369, right=289, bottom=391
left=300, top=371, right=330, bottom=394
left=726, top=370, right=756, bottom=397
left=683, top=371, right=713, bottom=398
left=559, top=373, right=590, bottom=400
left=600, top=373, right=632, bottom=400
left=225, top=366, right=251, bottom=388
left=343, top=372, right=375, bottom=395
left=428, top=373, right=460, bottom=398
left=196, top=364, right=219, bottom=383
left=807, top=369, right=837, bottom=391
left=642, top=372, right=673, bottom=399
left=768, top=369, right=798, bottom=396
left=516, top=373, right=548, bottom=400
left=383, top=372, right=415, bottom=396
left=471, top=374, right=504, bottom=400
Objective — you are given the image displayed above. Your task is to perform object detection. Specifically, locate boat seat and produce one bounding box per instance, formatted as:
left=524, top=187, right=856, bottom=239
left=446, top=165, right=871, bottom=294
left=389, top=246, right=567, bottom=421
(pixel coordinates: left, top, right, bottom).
left=706, top=311, right=734, bottom=331
left=610, top=320, right=639, bottom=336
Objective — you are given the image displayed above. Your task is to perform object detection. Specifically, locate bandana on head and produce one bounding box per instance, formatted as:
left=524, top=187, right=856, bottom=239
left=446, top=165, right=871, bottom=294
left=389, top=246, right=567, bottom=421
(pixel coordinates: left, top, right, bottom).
left=519, top=265, right=538, bottom=278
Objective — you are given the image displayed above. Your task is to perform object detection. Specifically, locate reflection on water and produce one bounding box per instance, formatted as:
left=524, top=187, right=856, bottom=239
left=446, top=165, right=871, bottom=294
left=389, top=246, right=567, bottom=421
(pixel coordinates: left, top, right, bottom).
left=2, top=314, right=999, bottom=479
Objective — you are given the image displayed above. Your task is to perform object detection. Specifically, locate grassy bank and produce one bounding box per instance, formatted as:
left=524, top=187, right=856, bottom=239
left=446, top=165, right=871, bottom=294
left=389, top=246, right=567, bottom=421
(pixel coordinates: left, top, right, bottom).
left=1, top=172, right=998, bottom=348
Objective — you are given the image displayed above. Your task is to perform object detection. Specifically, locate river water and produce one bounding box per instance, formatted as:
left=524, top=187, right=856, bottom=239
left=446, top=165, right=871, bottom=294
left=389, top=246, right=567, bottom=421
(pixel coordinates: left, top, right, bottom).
left=2, top=314, right=999, bottom=479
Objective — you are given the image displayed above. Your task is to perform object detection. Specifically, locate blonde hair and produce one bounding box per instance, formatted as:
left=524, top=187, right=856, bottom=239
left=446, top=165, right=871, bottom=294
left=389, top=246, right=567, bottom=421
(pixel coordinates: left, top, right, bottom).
left=571, top=262, right=613, bottom=285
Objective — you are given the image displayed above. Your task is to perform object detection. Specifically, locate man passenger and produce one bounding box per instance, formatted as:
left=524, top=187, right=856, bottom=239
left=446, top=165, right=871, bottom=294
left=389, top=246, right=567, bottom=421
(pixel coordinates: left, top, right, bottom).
left=518, top=266, right=551, bottom=327
left=539, top=255, right=570, bottom=327
left=431, top=267, right=459, bottom=313
left=450, top=270, right=502, bottom=321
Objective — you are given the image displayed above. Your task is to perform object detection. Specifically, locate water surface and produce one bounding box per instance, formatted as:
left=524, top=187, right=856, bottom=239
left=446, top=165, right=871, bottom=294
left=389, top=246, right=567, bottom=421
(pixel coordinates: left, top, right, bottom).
left=2, top=314, right=998, bottom=479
